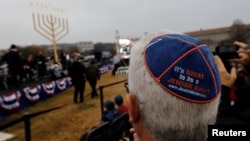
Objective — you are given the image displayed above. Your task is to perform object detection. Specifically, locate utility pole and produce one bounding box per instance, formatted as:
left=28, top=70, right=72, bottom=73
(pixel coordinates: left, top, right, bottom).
left=115, top=30, right=120, bottom=56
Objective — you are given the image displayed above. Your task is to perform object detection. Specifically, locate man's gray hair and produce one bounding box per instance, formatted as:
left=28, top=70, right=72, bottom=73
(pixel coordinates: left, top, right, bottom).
left=128, top=30, right=220, bottom=141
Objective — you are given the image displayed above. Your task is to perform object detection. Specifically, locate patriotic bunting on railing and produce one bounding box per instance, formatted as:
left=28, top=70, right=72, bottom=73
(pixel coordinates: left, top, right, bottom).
left=0, top=91, right=21, bottom=112
left=55, top=78, right=67, bottom=91
left=65, top=76, right=72, bottom=86
left=0, top=66, right=111, bottom=120
left=22, top=85, right=41, bottom=103
left=99, top=66, right=110, bottom=74
left=42, top=81, right=56, bottom=96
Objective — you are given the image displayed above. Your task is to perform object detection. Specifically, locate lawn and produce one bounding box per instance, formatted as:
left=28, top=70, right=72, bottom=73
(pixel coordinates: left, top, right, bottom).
left=0, top=71, right=128, bottom=141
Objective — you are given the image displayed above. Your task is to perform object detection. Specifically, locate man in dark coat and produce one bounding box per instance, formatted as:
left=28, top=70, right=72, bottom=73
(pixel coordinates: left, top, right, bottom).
left=34, top=51, right=47, bottom=78
left=86, top=60, right=100, bottom=98
left=68, top=54, right=87, bottom=103
left=2, top=44, right=23, bottom=88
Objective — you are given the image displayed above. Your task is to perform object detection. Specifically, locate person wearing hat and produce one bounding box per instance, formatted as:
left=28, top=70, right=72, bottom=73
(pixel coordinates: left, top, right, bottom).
left=114, top=94, right=128, bottom=114
left=123, top=30, right=237, bottom=141
left=2, top=44, right=22, bottom=88
left=101, top=100, right=121, bottom=123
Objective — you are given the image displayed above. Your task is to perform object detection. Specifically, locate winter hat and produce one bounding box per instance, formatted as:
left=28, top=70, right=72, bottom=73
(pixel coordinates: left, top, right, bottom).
left=143, top=34, right=221, bottom=103
left=104, top=100, right=115, bottom=110
left=10, top=44, right=17, bottom=49
left=114, top=94, right=124, bottom=105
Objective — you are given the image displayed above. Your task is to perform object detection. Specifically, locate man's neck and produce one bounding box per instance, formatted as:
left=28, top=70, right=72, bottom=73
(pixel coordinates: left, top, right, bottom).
left=133, top=119, right=155, bottom=141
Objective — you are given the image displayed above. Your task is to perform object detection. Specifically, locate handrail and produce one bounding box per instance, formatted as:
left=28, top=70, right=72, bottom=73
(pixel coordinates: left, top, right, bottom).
left=99, top=79, right=128, bottom=89
left=98, top=79, right=128, bottom=115
left=0, top=106, right=62, bottom=141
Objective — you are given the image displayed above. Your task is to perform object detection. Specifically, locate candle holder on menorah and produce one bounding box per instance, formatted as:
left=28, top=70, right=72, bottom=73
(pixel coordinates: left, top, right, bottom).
left=30, top=0, right=69, bottom=63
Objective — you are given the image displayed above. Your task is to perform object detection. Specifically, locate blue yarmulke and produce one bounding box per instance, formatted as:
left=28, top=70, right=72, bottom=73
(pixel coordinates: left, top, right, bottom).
left=144, top=34, right=221, bottom=103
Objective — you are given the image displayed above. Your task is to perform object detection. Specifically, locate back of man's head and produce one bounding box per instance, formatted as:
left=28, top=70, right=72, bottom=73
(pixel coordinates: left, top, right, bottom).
left=128, top=30, right=221, bottom=141
left=104, top=100, right=115, bottom=110
left=10, top=44, right=17, bottom=51
left=114, top=94, right=124, bottom=106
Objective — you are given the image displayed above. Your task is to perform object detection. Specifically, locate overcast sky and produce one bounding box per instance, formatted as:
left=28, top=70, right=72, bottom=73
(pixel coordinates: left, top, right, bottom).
left=0, top=0, right=250, bottom=50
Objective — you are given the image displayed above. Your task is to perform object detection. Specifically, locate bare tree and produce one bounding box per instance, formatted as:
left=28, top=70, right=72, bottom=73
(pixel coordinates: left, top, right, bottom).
left=219, top=19, right=248, bottom=45
left=230, top=19, right=247, bottom=42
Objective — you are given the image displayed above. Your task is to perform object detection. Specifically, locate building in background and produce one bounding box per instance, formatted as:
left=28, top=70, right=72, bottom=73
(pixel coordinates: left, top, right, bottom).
left=185, top=24, right=250, bottom=51
left=77, top=41, right=95, bottom=53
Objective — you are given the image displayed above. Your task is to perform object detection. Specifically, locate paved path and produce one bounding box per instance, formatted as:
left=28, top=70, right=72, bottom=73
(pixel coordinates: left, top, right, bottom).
left=0, top=132, right=14, bottom=141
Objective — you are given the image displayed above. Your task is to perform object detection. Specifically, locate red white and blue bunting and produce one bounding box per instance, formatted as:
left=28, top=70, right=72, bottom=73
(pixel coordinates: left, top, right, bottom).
left=99, top=66, right=110, bottom=74
left=0, top=91, right=22, bottom=112
left=65, top=76, right=72, bottom=86
left=0, top=67, right=112, bottom=120
left=55, top=78, right=67, bottom=91
left=22, top=85, right=41, bottom=103
left=42, top=81, right=56, bottom=96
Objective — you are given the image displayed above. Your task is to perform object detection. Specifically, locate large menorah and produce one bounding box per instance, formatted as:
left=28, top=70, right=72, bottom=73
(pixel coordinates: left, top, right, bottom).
left=30, top=0, right=69, bottom=63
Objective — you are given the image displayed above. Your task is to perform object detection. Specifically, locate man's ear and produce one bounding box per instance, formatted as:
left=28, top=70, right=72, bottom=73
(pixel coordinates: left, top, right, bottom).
left=126, top=94, right=141, bottom=123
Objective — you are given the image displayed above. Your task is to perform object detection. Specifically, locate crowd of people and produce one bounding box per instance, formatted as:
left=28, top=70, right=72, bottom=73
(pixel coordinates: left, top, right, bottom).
left=0, top=44, right=103, bottom=101
left=0, top=45, right=50, bottom=89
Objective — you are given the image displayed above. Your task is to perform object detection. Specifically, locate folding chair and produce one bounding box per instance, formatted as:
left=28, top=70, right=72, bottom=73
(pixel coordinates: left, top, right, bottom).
left=106, top=113, right=130, bottom=141
left=83, top=121, right=110, bottom=141
left=115, top=66, right=129, bottom=76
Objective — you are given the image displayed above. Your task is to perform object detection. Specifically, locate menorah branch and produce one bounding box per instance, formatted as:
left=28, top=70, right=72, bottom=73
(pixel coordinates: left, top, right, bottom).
left=30, top=1, right=69, bottom=64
